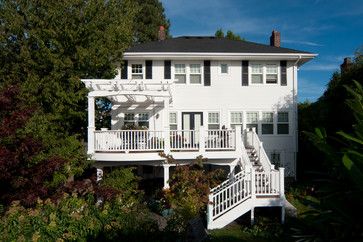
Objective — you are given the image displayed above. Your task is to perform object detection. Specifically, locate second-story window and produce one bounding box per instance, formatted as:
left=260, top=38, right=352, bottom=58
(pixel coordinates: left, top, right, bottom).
left=251, top=64, right=263, bottom=84
left=174, top=64, right=186, bottom=84
left=131, top=64, right=143, bottom=79
left=190, top=64, right=201, bottom=84
left=266, top=64, right=278, bottom=84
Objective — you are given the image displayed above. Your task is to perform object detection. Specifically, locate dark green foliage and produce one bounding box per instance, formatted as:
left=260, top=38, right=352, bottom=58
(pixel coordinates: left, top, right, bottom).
left=298, top=52, right=363, bottom=178
left=0, top=0, right=137, bottom=136
left=133, top=0, right=170, bottom=43
left=293, top=81, right=363, bottom=241
left=215, top=28, right=245, bottom=41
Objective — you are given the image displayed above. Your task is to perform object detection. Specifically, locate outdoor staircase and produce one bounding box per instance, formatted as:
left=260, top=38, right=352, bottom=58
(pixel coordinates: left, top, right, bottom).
left=206, top=129, right=285, bottom=230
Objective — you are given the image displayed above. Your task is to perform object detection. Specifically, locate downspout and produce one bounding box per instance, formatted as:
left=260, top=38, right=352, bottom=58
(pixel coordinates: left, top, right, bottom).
left=293, top=55, right=302, bottom=180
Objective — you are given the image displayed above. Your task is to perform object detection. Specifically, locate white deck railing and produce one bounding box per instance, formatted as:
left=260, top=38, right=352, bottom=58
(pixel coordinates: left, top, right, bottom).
left=207, top=168, right=284, bottom=225
left=94, top=128, right=236, bottom=153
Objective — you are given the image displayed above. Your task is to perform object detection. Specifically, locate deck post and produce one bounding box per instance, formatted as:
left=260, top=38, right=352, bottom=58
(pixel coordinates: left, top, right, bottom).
left=235, top=125, right=242, bottom=153
left=88, top=96, right=95, bottom=154
left=199, top=125, right=206, bottom=154
left=279, top=167, right=285, bottom=197
left=163, top=98, right=170, bottom=154
left=163, top=164, right=171, bottom=189
left=207, top=193, right=213, bottom=229
left=250, top=207, right=255, bottom=225
left=251, top=167, right=256, bottom=200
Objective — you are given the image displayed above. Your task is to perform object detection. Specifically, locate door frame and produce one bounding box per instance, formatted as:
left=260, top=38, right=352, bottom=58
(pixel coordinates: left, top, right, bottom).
left=181, top=112, right=204, bottom=130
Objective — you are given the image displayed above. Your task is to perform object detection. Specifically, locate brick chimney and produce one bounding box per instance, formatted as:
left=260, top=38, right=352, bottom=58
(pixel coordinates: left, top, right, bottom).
left=158, top=25, right=166, bottom=41
left=270, top=30, right=281, bottom=47
left=340, top=57, right=352, bottom=73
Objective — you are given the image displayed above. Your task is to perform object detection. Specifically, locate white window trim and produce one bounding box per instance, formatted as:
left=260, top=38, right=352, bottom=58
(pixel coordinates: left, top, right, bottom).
left=172, top=61, right=204, bottom=85
left=129, top=60, right=145, bottom=80
left=123, top=112, right=149, bottom=127
left=248, top=61, right=280, bottom=85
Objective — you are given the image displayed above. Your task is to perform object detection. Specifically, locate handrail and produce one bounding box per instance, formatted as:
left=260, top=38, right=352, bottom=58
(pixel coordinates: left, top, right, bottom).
left=244, top=129, right=274, bottom=171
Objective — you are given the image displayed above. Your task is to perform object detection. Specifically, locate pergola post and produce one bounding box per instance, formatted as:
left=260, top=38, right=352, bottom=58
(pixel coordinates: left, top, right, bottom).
left=88, top=96, right=95, bottom=154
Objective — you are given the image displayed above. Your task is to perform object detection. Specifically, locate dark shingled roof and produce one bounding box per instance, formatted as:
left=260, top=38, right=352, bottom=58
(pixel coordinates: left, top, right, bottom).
left=126, top=36, right=312, bottom=54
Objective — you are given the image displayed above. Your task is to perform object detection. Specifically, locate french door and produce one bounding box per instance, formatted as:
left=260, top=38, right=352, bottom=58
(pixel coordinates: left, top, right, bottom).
left=182, top=112, right=203, bottom=145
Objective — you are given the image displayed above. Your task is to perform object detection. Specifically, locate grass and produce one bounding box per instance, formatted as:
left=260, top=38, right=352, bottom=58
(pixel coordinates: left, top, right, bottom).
left=209, top=223, right=271, bottom=242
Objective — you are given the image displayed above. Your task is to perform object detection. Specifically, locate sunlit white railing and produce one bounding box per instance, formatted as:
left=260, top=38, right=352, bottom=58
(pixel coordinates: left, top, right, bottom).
left=170, top=130, right=199, bottom=150
left=255, top=170, right=280, bottom=196
left=207, top=168, right=285, bottom=228
left=209, top=170, right=252, bottom=220
left=94, top=130, right=164, bottom=152
left=206, top=129, right=235, bottom=150
left=94, top=128, right=237, bottom=153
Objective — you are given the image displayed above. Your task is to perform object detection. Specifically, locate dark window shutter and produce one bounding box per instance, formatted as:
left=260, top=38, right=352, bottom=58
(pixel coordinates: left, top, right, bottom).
left=121, top=60, right=128, bottom=79
left=242, top=61, right=249, bottom=86
left=146, top=60, right=152, bottom=79
left=280, top=60, right=287, bottom=86
left=164, top=60, right=171, bottom=79
left=204, top=60, right=211, bottom=86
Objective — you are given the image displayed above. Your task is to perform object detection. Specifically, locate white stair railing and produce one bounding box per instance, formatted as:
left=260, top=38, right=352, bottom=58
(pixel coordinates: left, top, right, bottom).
left=244, top=129, right=275, bottom=171
left=208, top=170, right=252, bottom=224
left=207, top=167, right=285, bottom=229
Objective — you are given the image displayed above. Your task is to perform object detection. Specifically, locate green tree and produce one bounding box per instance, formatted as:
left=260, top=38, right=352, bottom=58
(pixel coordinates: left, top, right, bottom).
left=133, top=0, right=170, bottom=43
left=293, top=81, right=363, bottom=241
left=214, top=28, right=244, bottom=41
left=0, top=0, right=137, bottom=135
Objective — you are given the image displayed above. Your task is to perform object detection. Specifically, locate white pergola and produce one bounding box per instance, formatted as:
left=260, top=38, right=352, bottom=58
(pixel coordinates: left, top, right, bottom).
left=82, top=79, right=175, bottom=154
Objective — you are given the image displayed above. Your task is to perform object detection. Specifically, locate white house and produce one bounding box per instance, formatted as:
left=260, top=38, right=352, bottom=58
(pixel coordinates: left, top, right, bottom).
left=82, top=27, right=316, bottom=229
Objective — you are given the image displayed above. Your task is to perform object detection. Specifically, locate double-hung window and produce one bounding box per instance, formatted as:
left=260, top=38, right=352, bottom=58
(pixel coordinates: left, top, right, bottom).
left=124, top=113, right=149, bottom=128
left=251, top=64, right=263, bottom=84
left=131, top=64, right=143, bottom=79
left=124, top=113, right=135, bottom=126
left=208, top=112, right=220, bottom=130
left=190, top=64, right=202, bottom=84
left=169, top=112, right=177, bottom=130
left=230, top=112, right=243, bottom=129
left=174, top=64, right=186, bottom=84
left=261, top=112, right=274, bottom=134
left=246, top=112, right=258, bottom=133
left=277, top=112, right=289, bottom=134
left=266, top=64, right=278, bottom=84
left=138, top=113, right=149, bottom=128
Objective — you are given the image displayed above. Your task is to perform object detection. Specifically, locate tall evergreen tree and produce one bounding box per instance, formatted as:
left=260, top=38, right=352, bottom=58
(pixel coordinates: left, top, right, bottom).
left=214, top=28, right=244, bottom=41
left=133, top=0, right=170, bottom=43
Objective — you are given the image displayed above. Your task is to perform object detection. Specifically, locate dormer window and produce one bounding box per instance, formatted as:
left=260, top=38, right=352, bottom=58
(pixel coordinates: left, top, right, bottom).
left=174, top=64, right=186, bottom=84
left=190, top=64, right=201, bottom=84
left=251, top=64, right=263, bottom=84
left=131, top=64, right=143, bottom=79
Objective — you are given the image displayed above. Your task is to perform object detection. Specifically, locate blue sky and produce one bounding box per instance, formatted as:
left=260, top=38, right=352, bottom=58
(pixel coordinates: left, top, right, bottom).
left=161, top=0, right=363, bottom=102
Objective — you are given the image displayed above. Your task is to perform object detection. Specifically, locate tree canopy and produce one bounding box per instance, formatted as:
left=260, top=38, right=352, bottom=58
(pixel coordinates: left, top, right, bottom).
left=215, top=28, right=245, bottom=41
